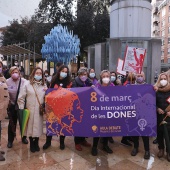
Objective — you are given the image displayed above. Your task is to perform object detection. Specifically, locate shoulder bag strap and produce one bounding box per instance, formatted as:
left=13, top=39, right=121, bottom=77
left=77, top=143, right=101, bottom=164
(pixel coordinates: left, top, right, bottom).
left=15, top=77, right=21, bottom=106
left=32, top=84, right=41, bottom=106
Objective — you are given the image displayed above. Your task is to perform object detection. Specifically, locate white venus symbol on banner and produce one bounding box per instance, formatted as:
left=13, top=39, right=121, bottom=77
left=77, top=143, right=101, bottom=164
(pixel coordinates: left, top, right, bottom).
left=138, top=119, right=147, bottom=131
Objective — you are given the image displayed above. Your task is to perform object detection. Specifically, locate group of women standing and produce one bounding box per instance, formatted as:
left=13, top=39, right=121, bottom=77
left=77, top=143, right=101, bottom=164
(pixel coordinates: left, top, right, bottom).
left=0, top=61, right=170, bottom=163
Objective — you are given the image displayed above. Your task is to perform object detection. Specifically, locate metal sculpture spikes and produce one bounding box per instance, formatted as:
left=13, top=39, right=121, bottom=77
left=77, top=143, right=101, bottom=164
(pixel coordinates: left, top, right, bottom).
left=41, top=24, right=80, bottom=64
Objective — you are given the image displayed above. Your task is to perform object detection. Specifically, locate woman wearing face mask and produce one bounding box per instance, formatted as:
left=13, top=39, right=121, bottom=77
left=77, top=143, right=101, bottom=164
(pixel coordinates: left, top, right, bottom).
left=91, top=70, right=114, bottom=156
left=88, top=68, right=98, bottom=85
left=135, top=72, right=146, bottom=85
left=0, top=61, right=9, bottom=161
left=154, top=73, right=170, bottom=162
left=43, top=65, right=72, bottom=150
left=6, top=66, right=28, bottom=148
left=110, top=71, right=120, bottom=85
left=18, top=67, right=47, bottom=153
left=72, top=67, right=92, bottom=151
left=131, top=72, right=150, bottom=160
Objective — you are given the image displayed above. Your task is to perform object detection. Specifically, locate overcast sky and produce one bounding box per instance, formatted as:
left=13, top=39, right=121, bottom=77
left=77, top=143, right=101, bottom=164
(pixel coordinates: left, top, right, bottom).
left=0, top=0, right=41, bottom=27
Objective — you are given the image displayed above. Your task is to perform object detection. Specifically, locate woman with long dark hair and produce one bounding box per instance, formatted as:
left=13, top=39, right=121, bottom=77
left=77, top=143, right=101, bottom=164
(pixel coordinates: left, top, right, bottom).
left=43, top=65, right=72, bottom=150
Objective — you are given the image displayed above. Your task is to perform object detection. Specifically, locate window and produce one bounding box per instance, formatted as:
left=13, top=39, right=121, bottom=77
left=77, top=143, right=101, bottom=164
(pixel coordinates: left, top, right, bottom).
left=168, top=38, right=170, bottom=44
left=162, top=39, right=165, bottom=45
left=169, top=27, right=170, bottom=33
left=168, top=58, right=170, bottom=63
left=168, top=48, right=170, bottom=54
left=162, top=30, right=165, bottom=36
left=162, top=51, right=164, bottom=56
left=162, top=20, right=165, bottom=27
left=161, top=59, right=164, bottom=63
left=169, top=6, right=170, bottom=12
left=169, top=16, right=170, bottom=23
left=162, top=8, right=166, bottom=17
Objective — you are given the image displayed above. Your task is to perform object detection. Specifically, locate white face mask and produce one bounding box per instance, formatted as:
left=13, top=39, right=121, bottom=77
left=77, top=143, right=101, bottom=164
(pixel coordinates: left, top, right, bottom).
left=160, top=80, right=168, bottom=87
left=102, top=77, right=110, bottom=84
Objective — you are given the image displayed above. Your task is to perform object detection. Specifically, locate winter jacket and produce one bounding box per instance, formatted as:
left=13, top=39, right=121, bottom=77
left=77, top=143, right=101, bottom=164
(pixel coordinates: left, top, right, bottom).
left=18, top=81, right=47, bottom=137
left=0, top=77, right=9, bottom=120
left=72, top=77, right=92, bottom=87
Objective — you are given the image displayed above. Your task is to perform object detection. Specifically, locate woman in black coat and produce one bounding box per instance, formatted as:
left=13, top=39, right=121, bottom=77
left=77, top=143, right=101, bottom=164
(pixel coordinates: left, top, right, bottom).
left=43, top=65, right=72, bottom=150
left=155, top=73, right=170, bottom=162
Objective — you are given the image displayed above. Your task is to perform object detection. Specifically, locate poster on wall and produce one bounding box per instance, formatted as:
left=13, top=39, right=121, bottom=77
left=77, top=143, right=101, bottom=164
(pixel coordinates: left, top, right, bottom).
left=117, top=58, right=126, bottom=75
left=122, top=46, right=146, bottom=74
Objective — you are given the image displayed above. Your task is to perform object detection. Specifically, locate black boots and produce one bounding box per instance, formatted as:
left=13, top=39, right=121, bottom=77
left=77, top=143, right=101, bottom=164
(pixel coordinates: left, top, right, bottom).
left=29, top=137, right=35, bottom=153
left=29, top=137, right=40, bottom=153
left=7, top=141, right=13, bottom=148
left=43, top=136, right=52, bottom=150
left=60, top=136, right=65, bottom=150
left=22, top=136, right=28, bottom=144
left=43, top=135, right=66, bottom=150
left=34, top=137, right=40, bottom=152
left=7, top=136, right=28, bottom=148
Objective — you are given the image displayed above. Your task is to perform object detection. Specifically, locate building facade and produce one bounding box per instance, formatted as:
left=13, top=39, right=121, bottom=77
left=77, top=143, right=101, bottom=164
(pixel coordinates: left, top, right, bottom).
left=151, top=0, right=163, bottom=37
left=158, top=0, right=170, bottom=70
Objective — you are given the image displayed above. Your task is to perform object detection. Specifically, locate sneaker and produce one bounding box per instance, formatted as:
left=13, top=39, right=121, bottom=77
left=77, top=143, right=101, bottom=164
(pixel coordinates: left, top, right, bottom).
left=131, top=148, right=138, bottom=156
left=81, top=140, right=91, bottom=147
left=144, top=151, right=150, bottom=160
left=75, top=144, right=82, bottom=151
left=91, top=147, right=98, bottom=156
left=121, top=140, right=132, bottom=147
left=103, top=146, right=113, bottom=154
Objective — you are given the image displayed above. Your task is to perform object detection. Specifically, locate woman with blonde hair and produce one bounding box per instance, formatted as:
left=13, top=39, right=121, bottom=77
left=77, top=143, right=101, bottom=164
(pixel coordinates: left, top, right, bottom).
left=0, top=61, right=9, bottom=161
left=18, top=67, right=47, bottom=153
left=6, top=66, right=28, bottom=148
left=91, top=70, right=114, bottom=156
left=155, top=72, right=170, bottom=162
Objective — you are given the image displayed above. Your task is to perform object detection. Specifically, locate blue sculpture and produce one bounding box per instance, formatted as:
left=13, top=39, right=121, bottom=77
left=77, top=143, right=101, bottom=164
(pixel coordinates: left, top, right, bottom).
left=41, top=24, right=80, bottom=65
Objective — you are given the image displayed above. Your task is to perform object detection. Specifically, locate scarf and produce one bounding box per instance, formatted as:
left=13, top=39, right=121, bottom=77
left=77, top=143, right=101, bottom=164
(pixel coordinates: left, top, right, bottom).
left=33, top=80, right=42, bottom=86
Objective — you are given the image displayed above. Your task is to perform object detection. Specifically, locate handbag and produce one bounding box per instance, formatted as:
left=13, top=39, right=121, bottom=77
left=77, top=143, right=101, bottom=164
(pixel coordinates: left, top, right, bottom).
left=32, top=84, right=45, bottom=116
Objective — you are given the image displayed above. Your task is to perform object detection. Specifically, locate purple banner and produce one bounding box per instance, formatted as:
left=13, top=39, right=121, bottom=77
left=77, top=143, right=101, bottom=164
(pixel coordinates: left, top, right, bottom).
left=45, top=85, right=156, bottom=137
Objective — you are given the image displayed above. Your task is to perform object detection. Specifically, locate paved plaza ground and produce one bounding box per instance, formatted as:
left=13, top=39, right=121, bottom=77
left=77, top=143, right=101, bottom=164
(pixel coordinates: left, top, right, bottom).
left=0, top=119, right=170, bottom=170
